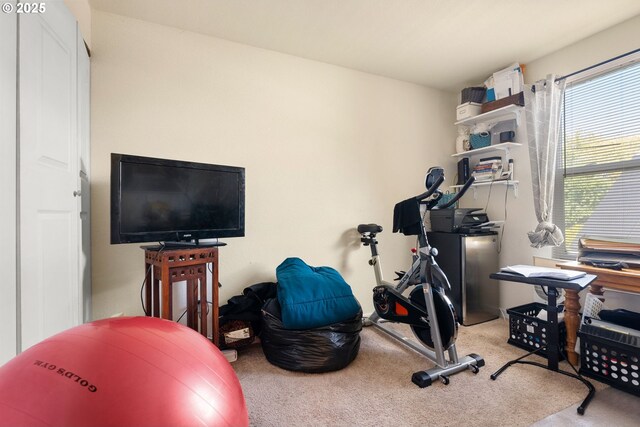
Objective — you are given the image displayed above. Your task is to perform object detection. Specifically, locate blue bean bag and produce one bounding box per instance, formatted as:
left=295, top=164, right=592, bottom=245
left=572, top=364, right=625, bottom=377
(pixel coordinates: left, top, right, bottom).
left=276, top=258, right=361, bottom=329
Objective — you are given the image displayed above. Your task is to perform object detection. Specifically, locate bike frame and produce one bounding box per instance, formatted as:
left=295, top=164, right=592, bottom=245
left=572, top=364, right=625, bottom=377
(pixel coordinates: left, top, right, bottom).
left=361, top=172, right=482, bottom=386
left=366, top=224, right=456, bottom=369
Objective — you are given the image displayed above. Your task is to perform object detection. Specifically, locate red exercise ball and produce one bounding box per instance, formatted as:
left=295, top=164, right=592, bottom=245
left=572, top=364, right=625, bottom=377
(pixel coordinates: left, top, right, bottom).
left=0, top=316, right=248, bottom=427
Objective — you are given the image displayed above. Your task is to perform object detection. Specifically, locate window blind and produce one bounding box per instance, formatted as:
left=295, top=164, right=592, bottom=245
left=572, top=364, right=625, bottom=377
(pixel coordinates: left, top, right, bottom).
left=553, top=59, right=640, bottom=259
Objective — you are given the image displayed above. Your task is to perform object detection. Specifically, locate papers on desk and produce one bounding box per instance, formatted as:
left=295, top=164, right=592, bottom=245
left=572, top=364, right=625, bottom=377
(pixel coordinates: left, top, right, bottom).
left=579, top=235, right=640, bottom=252
left=578, top=235, right=640, bottom=267
left=500, top=265, right=586, bottom=281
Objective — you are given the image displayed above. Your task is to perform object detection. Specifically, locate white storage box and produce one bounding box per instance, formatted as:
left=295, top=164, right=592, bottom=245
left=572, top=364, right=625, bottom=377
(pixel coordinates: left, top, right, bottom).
left=456, top=102, right=482, bottom=121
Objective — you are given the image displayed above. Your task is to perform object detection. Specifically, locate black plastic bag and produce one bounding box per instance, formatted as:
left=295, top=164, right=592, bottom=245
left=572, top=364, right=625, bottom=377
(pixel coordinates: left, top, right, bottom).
left=260, top=298, right=362, bottom=373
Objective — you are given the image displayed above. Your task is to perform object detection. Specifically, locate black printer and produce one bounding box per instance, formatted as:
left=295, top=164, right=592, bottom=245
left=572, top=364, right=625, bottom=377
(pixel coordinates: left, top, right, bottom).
left=430, top=208, right=490, bottom=233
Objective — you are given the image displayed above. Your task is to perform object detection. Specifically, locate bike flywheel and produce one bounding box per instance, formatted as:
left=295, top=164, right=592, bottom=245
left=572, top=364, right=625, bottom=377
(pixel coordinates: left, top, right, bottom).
left=408, top=285, right=458, bottom=350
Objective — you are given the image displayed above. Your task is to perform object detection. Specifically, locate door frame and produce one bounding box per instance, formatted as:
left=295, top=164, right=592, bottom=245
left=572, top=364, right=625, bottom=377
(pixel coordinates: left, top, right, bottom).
left=0, top=3, right=17, bottom=366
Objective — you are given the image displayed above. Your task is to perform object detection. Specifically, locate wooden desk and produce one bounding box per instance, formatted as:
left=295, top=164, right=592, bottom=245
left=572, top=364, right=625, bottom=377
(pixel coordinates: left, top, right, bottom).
left=558, top=261, right=640, bottom=365
left=144, top=246, right=220, bottom=346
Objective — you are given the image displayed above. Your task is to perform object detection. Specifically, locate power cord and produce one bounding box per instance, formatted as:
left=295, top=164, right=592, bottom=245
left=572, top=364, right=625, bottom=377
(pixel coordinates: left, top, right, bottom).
left=176, top=300, right=213, bottom=323
left=498, top=184, right=509, bottom=254
left=140, top=243, right=166, bottom=316
left=484, top=180, right=495, bottom=213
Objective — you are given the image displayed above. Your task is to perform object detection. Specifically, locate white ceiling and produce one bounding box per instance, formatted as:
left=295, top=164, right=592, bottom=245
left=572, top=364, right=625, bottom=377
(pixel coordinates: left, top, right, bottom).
left=90, top=0, right=640, bottom=91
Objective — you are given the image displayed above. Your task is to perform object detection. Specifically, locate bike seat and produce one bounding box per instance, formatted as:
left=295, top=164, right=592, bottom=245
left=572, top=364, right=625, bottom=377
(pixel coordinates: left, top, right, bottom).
left=357, top=224, right=383, bottom=234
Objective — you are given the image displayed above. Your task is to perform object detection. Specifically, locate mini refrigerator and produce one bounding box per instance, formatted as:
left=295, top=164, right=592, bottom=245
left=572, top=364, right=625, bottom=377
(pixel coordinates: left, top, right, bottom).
left=427, top=232, right=499, bottom=326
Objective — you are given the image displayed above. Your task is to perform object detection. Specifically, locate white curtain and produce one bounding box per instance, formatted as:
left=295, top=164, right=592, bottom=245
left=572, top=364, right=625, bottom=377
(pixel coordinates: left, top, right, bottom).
left=524, top=75, right=567, bottom=248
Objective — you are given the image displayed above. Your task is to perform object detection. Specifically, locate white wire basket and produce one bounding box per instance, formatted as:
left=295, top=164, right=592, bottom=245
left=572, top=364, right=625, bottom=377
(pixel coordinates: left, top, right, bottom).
left=576, top=293, right=606, bottom=355
left=580, top=293, right=606, bottom=325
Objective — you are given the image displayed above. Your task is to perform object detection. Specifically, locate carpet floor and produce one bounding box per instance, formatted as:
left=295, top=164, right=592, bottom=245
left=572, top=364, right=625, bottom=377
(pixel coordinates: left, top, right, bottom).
left=232, top=318, right=609, bottom=427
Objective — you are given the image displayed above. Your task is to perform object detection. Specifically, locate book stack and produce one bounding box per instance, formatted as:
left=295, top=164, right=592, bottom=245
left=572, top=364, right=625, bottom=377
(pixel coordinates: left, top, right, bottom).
left=472, top=156, right=502, bottom=182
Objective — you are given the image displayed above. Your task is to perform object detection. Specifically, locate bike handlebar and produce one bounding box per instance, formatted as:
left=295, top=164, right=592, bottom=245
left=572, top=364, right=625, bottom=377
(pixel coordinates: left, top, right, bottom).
left=435, top=176, right=476, bottom=209
left=414, top=174, right=445, bottom=201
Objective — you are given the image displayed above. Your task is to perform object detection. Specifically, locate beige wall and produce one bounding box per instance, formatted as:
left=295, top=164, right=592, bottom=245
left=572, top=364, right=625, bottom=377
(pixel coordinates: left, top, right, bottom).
left=63, top=0, right=91, bottom=48
left=91, top=10, right=640, bottom=321
left=90, top=11, right=458, bottom=320
left=525, top=14, right=640, bottom=84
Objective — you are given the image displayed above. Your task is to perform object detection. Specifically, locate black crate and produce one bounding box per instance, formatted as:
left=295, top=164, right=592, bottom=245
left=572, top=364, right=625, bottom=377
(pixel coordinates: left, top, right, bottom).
left=507, top=302, right=566, bottom=360
left=579, top=323, right=640, bottom=396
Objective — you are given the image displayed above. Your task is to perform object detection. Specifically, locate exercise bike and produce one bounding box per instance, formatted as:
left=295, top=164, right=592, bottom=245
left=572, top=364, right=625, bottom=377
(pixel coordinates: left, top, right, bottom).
left=358, top=167, right=484, bottom=387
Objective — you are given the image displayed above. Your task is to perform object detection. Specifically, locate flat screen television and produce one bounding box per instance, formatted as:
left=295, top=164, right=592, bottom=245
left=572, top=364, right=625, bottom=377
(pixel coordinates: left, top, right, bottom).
left=111, top=153, right=245, bottom=245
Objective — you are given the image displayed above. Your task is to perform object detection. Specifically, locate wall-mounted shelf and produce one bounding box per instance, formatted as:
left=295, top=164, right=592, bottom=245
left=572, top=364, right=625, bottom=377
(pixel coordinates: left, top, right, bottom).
left=452, top=142, right=521, bottom=159
left=452, top=103, right=524, bottom=202
left=455, top=104, right=524, bottom=127
left=451, top=180, right=519, bottom=199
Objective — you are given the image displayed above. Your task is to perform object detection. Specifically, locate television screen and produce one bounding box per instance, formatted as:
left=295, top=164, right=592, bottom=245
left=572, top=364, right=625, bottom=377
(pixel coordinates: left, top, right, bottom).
left=111, top=153, right=245, bottom=244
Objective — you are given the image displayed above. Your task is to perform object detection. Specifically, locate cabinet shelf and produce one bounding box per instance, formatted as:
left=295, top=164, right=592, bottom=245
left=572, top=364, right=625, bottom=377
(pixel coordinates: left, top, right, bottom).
left=451, top=180, right=520, bottom=198
left=452, top=142, right=521, bottom=159
left=455, top=104, right=524, bottom=127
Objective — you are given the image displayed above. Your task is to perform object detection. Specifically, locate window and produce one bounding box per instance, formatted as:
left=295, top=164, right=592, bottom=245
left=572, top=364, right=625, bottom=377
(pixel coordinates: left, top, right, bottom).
left=553, top=56, right=640, bottom=259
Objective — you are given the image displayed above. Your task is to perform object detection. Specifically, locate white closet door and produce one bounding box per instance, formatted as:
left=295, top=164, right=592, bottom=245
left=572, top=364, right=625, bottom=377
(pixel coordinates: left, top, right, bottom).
left=19, top=4, right=80, bottom=350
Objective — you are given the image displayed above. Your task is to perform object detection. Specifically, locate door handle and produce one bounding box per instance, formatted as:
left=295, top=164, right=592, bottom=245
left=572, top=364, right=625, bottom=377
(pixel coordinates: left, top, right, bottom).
left=73, top=190, right=82, bottom=197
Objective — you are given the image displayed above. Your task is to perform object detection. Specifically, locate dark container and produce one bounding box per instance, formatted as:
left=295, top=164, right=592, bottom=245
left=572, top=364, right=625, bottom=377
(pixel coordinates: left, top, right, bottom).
left=579, top=321, right=640, bottom=396
left=461, top=87, right=487, bottom=104
left=507, top=302, right=567, bottom=360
